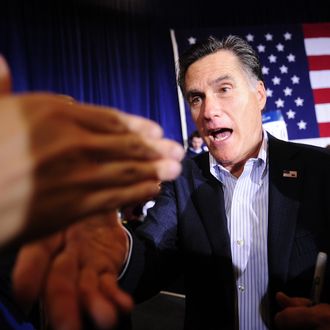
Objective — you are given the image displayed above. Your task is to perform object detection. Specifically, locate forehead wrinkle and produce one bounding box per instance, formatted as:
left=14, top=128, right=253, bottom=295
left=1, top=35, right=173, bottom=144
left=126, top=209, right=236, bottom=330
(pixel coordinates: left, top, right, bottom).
left=209, top=74, right=234, bottom=88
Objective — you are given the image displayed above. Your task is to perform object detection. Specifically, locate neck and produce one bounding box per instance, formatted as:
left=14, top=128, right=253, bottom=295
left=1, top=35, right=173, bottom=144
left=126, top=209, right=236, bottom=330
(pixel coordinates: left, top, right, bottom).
left=229, top=138, right=263, bottom=178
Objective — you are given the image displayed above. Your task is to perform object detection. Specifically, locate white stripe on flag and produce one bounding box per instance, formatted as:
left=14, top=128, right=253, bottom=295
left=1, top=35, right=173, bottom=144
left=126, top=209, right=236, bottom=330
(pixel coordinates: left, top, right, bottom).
left=304, top=37, right=330, bottom=55
left=315, top=103, right=330, bottom=123
left=309, top=70, right=330, bottom=89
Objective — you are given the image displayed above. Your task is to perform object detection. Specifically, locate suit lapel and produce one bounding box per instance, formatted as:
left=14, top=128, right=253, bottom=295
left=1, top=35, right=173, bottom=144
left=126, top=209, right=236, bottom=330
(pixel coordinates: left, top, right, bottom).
left=191, top=154, right=231, bottom=259
left=268, top=135, right=303, bottom=283
left=189, top=153, right=236, bottom=328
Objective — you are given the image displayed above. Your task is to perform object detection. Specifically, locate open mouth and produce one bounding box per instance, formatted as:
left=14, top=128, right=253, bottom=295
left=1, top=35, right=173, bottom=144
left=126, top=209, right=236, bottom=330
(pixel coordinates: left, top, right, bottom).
left=208, top=128, right=233, bottom=141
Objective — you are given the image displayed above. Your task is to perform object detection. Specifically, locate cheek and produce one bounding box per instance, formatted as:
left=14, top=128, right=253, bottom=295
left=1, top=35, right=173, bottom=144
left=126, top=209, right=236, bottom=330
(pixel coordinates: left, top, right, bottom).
left=235, top=96, right=260, bottom=125
left=191, top=110, right=202, bottom=126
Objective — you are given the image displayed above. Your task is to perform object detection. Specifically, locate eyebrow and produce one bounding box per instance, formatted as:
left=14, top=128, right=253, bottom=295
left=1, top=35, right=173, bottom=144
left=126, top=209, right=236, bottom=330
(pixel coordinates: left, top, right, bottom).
left=185, top=89, right=203, bottom=100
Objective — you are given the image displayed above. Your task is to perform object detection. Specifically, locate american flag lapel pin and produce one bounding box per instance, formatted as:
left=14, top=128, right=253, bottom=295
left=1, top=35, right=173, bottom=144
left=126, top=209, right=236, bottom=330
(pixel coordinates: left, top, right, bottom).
left=283, top=170, right=298, bottom=178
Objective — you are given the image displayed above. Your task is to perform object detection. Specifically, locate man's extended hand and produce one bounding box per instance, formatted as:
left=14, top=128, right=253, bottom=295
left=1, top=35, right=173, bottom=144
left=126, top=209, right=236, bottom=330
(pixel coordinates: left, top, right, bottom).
left=13, top=212, right=133, bottom=330
left=275, top=292, right=330, bottom=329
left=0, top=55, right=184, bottom=246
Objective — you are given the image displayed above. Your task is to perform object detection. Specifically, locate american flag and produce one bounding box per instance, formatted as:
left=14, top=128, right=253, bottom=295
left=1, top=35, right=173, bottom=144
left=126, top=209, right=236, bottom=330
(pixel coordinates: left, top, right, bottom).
left=172, top=23, right=330, bottom=146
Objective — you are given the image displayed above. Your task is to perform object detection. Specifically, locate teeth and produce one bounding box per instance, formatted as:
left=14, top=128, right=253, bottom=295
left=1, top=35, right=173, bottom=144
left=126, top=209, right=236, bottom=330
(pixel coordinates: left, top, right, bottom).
left=214, top=134, right=227, bottom=141
left=211, top=129, right=232, bottom=141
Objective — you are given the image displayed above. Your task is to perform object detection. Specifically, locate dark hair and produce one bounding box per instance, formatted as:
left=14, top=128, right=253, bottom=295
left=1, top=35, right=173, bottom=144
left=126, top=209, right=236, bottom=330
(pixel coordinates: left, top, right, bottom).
left=178, top=35, right=264, bottom=94
left=188, top=130, right=201, bottom=144
left=188, top=130, right=203, bottom=148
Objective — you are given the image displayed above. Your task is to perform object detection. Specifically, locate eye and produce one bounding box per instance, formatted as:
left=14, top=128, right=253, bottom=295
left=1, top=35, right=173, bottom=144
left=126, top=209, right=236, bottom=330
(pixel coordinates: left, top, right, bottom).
left=220, top=86, right=231, bottom=93
left=189, top=95, right=202, bottom=107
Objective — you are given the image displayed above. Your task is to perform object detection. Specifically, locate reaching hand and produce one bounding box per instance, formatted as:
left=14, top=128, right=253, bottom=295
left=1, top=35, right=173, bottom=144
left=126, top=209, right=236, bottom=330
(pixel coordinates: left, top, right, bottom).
left=13, top=212, right=133, bottom=330
left=275, top=292, right=330, bottom=329
left=0, top=55, right=185, bottom=246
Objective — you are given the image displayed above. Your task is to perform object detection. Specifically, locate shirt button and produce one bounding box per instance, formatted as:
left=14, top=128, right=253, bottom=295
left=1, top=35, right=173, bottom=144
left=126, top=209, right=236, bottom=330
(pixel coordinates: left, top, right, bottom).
left=236, top=239, right=244, bottom=246
left=238, top=285, right=245, bottom=292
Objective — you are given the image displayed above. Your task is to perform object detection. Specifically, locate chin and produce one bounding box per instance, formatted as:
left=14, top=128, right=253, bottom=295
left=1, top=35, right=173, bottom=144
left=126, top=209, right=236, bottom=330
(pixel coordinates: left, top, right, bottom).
left=211, top=151, right=232, bottom=165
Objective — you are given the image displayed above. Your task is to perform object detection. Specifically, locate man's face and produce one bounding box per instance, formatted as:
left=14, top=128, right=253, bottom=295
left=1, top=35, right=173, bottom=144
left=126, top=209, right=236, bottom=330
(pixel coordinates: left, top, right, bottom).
left=184, top=50, right=266, bottom=174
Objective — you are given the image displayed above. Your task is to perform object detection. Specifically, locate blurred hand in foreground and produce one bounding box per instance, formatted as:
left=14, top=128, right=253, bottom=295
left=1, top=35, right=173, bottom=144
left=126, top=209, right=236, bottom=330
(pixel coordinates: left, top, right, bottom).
left=0, top=54, right=184, bottom=247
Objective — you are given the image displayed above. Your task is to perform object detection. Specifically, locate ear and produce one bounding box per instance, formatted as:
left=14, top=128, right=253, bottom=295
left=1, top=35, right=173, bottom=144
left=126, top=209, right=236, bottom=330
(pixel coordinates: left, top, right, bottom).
left=256, top=80, right=267, bottom=112
left=0, top=54, right=12, bottom=95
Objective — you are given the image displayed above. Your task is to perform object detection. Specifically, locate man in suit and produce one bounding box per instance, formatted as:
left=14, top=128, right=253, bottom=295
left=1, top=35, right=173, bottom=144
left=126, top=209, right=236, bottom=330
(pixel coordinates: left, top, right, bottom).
left=12, top=35, right=330, bottom=329
left=119, top=34, right=330, bottom=329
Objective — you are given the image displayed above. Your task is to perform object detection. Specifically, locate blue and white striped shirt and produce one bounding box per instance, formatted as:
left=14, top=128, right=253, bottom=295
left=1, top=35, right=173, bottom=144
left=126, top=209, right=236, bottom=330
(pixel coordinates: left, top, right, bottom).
left=210, top=132, right=270, bottom=329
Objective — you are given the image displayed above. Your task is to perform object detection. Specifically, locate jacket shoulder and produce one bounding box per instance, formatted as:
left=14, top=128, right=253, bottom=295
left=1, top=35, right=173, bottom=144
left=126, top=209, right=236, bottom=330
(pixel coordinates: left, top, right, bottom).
left=269, top=135, right=330, bottom=161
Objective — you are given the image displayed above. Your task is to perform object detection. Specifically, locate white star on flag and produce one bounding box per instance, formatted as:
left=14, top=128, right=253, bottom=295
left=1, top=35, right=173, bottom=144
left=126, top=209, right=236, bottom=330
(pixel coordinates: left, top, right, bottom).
left=246, top=34, right=254, bottom=42
left=272, top=76, right=281, bottom=85
left=283, top=32, right=292, bottom=40
left=283, top=87, right=292, bottom=96
left=279, top=65, right=288, bottom=73
left=291, top=75, right=300, bottom=84
left=287, top=53, right=296, bottom=62
left=265, top=33, right=273, bottom=41
left=276, top=43, right=284, bottom=51
left=294, top=97, right=304, bottom=106
left=286, top=109, right=296, bottom=119
left=268, top=54, right=277, bottom=63
left=275, top=98, right=285, bottom=108
left=257, top=44, right=265, bottom=52
left=188, top=37, right=196, bottom=44
left=266, top=88, right=273, bottom=97
left=262, top=66, right=269, bottom=75
left=297, top=120, right=307, bottom=130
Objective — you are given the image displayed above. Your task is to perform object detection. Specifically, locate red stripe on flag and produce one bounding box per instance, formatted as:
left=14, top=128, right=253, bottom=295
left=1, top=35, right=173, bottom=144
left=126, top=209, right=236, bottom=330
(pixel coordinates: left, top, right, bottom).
left=308, top=55, right=330, bottom=71
left=319, top=122, right=330, bottom=137
left=303, top=23, right=330, bottom=38
left=313, top=88, right=330, bottom=104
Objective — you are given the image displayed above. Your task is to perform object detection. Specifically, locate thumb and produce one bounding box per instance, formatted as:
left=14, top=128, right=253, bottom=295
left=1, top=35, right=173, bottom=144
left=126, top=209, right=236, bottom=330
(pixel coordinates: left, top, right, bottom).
left=0, top=54, right=12, bottom=94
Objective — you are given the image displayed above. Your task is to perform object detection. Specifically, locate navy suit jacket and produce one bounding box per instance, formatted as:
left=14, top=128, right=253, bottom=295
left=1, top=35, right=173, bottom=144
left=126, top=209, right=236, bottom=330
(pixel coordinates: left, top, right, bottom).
left=121, top=135, right=330, bottom=330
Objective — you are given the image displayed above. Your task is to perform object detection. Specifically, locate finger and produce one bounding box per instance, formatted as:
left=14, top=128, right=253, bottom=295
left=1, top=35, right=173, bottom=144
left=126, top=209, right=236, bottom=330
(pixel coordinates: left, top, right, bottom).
left=45, top=159, right=182, bottom=191
left=79, top=268, right=119, bottom=329
left=100, top=273, right=134, bottom=313
left=117, top=111, right=164, bottom=139
left=275, top=306, right=317, bottom=329
left=84, top=135, right=185, bottom=162
left=276, top=292, right=312, bottom=308
left=68, top=102, right=164, bottom=138
left=9, top=92, right=163, bottom=138
left=12, top=233, right=64, bottom=305
left=45, top=249, right=81, bottom=330
left=0, top=54, right=12, bottom=94
left=108, top=158, right=182, bottom=183
left=77, top=181, right=162, bottom=214
left=29, top=181, right=164, bottom=240
left=100, top=159, right=182, bottom=184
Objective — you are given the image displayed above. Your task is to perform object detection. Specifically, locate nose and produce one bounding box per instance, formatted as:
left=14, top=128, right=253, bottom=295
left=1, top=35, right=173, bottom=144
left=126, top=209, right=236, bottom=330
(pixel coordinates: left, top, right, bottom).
left=202, top=94, right=222, bottom=121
